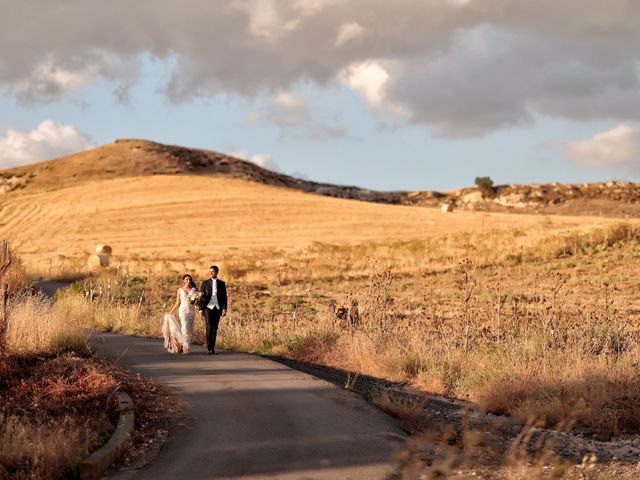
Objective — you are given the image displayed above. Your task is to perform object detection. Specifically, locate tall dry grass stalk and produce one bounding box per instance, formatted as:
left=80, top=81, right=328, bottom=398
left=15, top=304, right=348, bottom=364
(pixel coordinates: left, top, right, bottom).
left=6, top=292, right=90, bottom=356
left=0, top=413, right=102, bottom=480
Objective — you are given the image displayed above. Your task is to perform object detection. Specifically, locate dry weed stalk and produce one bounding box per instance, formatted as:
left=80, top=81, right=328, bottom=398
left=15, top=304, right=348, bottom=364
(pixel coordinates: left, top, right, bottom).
left=6, top=291, right=90, bottom=355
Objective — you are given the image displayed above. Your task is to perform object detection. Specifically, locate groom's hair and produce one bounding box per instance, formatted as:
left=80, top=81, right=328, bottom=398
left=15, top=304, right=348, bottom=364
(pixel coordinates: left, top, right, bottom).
left=210, top=265, right=219, bottom=273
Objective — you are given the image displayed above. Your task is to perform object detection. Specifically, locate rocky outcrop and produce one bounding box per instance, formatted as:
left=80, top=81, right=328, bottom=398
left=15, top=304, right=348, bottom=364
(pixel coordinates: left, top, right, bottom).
left=0, top=173, right=33, bottom=193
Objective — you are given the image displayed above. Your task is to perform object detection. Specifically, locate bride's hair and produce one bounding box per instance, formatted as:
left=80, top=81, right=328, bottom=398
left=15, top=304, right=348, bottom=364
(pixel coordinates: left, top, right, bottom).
left=181, top=274, right=196, bottom=289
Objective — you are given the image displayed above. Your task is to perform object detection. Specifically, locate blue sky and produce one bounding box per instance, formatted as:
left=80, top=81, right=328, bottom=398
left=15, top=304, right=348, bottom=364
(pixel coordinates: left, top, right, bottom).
left=1, top=1, right=639, bottom=191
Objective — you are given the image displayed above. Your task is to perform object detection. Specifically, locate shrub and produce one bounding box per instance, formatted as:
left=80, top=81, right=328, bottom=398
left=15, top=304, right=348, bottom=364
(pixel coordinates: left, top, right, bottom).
left=474, top=176, right=496, bottom=198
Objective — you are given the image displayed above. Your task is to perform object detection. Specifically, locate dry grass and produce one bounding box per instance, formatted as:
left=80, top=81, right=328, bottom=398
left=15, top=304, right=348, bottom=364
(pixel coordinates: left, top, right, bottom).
left=4, top=175, right=640, bottom=444
left=371, top=390, right=427, bottom=434
left=0, top=175, right=620, bottom=278
left=58, top=218, right=640, bottom=439
left=0, top=413, right=102, bottom=480
left=0, top=352, right=177, bottom=480
left=0, top=355, right=117, bottom=480
left=0, top=250, right=174, bottom=479
left=6, top=291, right=90, bottom=356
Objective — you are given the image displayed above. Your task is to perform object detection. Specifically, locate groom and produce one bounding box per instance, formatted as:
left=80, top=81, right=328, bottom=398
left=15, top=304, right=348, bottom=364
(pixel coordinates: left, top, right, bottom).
left=198, top=265, right=227, bottom=355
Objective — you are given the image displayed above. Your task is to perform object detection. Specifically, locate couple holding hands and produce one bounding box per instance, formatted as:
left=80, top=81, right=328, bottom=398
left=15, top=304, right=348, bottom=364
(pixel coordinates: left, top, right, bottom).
left=163, top=265, right=228, bottom=355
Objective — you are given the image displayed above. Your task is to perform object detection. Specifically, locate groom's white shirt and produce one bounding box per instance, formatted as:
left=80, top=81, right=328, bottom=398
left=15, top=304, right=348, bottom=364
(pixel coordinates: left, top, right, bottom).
left=206, top=278, right=220, bottom=310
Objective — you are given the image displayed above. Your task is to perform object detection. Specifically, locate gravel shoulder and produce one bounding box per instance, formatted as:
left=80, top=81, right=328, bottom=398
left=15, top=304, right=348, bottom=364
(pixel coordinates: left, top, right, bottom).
left=267, top=356, right=640, bottom=477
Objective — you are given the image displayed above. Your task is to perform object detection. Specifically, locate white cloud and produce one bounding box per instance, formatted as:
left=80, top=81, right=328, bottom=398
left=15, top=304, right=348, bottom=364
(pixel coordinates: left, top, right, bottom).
left=0, top=120, right=93, bottom=168
left=239, top=0, right=298, bottom=41
left=231, top=148, right=281, bottom=172
left=555, top=124, right=640, bottom=173
left=3, top=1, right=640, bottom=135
left=340, top=61, right=406, bottom=116
left=334, top=22, right=364, bottom=47
left=265, top=90, right=347, bottom=139
left=446, top=0, right=473, bottom=6
left=4, top=50, right=140, bottom=104
left=248, top=153, right=281, bottom=172
left=230, top=149, right=249, bottom=160
left=341, top=61, right=388, bottom=108
left=293, top=0, right=338, bottom=17
left=12, top=56, right=98, bottom=104
left=289, top=169, right=309, bottom=180
left=270, top=91, right=311, bottom=127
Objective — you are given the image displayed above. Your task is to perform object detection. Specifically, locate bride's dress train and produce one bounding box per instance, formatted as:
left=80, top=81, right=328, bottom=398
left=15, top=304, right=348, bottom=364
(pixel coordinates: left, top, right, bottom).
left=162, top=313, right=185, bottom=353
left=162, top=288, right=196, bottom=353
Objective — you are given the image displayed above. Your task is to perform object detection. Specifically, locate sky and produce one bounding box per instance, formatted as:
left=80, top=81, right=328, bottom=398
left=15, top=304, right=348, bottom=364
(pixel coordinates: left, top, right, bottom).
left=1, top=0, right=640, bottom=191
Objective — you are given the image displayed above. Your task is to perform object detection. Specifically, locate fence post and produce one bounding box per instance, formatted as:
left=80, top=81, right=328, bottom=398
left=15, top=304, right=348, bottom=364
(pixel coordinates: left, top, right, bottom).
left=0, top=240, right=11, bottom=355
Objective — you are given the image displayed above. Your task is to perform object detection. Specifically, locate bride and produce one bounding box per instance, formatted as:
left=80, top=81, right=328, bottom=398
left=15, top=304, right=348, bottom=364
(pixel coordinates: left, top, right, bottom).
left=164, top=274, right=198, bottom=354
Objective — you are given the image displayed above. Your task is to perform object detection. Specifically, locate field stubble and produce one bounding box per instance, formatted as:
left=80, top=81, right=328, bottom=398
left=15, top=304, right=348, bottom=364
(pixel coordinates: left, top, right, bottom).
left=0, top=175, right=622, bottom=279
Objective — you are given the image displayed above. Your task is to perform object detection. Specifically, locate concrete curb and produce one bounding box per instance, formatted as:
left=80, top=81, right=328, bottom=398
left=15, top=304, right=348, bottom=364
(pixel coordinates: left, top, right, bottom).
left=78, top=392, right=135, bottom=480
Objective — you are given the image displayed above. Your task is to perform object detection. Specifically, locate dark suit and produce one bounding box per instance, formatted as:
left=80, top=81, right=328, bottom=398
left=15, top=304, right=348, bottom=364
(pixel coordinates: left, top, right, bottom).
left=199, top=278, right=227, bottom=352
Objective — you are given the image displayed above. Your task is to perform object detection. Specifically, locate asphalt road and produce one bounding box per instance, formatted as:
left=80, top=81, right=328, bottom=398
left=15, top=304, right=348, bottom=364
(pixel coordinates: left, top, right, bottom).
left=34, top=280, right=70, bottom=298
left=91, top=333, right=406, bottom=480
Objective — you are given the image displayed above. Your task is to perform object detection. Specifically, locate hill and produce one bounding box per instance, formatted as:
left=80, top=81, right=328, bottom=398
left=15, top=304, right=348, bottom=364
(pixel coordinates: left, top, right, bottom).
left=2, top=139, right=639, bottom=217
left=0, top=174, right=617, bottom=276
left=0, top=139, right=412, bottom=204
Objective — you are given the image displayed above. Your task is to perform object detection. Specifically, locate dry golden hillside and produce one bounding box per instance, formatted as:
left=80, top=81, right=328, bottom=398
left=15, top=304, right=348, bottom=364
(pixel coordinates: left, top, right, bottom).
left=0, top=138, right=416, bottom=204
left=3, top=138, right=640, bottom=216
left=0, top=173, right=620, bottom=276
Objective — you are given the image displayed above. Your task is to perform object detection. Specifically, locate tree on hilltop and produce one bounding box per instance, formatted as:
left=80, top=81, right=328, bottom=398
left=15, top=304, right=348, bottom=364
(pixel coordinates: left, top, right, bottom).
left=474, top=176, right=496, bottom=198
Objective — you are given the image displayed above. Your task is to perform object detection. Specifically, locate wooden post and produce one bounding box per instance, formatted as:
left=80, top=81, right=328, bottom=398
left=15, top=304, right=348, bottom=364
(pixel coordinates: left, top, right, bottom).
left=0, top=240, right=11, bottom=355
left=0, top=283, right=7, bottom=355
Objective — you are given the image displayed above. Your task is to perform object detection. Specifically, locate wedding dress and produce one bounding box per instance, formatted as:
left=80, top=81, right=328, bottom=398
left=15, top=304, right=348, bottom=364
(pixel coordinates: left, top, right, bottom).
left=178, top=287, right=196, bottom=351
left=162, top=288, right=196, bottom=353
left=162, top=312, right=184, bottom=353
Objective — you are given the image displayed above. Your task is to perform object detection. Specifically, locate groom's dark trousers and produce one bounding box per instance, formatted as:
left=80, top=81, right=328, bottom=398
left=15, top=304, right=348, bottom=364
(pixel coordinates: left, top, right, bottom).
left=204, top=307, right=222, bottom=352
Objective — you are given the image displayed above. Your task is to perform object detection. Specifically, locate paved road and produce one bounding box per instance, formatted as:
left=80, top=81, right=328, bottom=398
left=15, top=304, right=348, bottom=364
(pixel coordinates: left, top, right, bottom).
left=34, top=280, right=70, bottom=298
left=92, top=333, right=406, bottom=480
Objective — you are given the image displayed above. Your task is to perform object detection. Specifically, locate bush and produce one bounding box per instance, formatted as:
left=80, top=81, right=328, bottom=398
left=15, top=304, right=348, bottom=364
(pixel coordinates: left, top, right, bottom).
left=474, top=176, right=496, bottom=198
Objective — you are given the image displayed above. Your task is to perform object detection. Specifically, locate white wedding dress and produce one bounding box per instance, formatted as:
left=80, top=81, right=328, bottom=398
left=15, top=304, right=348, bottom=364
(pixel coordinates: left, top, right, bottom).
left=178, top=287, right=196, bottom=350
left=162, top=288, right=195, bottom=353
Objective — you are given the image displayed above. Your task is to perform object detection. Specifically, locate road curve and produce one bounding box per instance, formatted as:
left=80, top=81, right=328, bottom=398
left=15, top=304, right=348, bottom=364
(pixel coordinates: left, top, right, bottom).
left=91, top=333, right=406, bottom=480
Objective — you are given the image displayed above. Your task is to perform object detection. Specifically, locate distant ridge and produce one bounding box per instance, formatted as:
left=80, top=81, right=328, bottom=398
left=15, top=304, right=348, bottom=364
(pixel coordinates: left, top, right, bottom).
left=1, top=139, right=639, bottom=217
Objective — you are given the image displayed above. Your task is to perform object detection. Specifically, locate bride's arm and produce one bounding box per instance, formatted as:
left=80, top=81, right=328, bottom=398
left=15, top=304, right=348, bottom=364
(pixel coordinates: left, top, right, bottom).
left=168, top=289, right=180, bottom=314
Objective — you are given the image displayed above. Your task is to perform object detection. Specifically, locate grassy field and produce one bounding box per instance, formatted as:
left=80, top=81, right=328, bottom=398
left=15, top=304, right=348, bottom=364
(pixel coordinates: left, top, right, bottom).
left=3, top=174, right=640, bottom=443
left=0, top=175, right=618, bottom=277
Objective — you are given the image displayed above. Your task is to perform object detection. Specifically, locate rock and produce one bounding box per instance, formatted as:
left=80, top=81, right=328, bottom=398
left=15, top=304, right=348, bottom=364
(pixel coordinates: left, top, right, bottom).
left=493, top=192, right=530, bottom=208
left=459, top=191, right=484, bottom=204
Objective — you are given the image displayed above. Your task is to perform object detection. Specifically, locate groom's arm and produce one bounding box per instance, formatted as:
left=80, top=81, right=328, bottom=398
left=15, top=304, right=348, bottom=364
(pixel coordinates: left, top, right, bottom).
left=198, top=281, right=207, bottom=313
left=220, top=281, right=228, bottom=312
